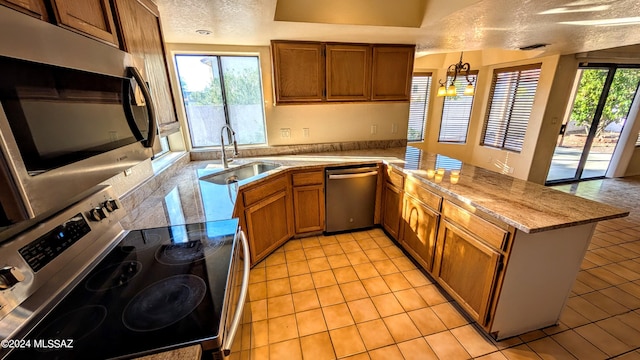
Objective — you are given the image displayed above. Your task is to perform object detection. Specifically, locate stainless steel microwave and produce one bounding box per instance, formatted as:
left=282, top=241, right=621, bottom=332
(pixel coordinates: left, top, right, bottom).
left=0, top=7, right=156, bottom=230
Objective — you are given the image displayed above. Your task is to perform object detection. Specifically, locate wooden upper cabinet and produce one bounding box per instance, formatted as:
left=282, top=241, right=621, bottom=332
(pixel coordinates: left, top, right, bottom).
left=371, top=45, right=415, bottom=101
left=326, top=44, right=371, bottom=101
left=0, top=0, right=47, bottom=20
left=113, top=0, right=178, bottom=130
left=271, top=41, right=415, bottom=104
left=272, top=41, right=325, bottom=103
left=50, top=0, right=119, bottom=46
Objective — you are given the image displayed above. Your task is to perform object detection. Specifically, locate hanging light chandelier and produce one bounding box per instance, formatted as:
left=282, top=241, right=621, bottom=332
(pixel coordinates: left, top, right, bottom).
left=437, top=52, right=475, bottom=97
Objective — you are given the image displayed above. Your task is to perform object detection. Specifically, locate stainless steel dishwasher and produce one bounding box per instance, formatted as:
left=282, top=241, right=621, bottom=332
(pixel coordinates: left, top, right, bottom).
left=325, top=165, right=378, bottom=233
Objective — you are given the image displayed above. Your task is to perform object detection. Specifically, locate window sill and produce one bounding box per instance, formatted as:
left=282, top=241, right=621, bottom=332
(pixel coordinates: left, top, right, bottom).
left=152, top=151, right=187, bottom=175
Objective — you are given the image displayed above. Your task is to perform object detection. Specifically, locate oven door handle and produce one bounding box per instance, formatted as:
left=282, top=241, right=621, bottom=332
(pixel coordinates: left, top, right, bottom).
left=222, top=229, right=250, bottom=356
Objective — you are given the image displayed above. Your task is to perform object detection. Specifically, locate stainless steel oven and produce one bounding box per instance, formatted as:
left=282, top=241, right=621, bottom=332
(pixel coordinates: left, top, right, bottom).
left=0, top=7, right=156, bottom=229
left=0, top=186, right=251, bottom=359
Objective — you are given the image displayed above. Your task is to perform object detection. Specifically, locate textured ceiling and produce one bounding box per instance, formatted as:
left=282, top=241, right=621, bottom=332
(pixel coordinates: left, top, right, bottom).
left=156, top=0, right=640, bottom=56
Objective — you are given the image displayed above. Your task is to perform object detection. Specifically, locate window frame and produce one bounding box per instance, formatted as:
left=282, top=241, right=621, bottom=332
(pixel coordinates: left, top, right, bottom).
left=437, top=71, right=478, bottom=144
left=480, top=63, right=542, bottom=153
left=407, top=72, right=432, bottom=142
left=174, top=53, right=267, bottom=148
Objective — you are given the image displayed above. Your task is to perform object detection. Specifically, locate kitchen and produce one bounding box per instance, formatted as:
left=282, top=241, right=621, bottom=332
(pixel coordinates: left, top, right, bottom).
left=1, top=0, right=640, bottom=359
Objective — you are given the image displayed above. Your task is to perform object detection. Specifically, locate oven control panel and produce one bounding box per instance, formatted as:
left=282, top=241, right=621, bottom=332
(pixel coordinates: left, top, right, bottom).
left=18, top=214, right=91, bottom=272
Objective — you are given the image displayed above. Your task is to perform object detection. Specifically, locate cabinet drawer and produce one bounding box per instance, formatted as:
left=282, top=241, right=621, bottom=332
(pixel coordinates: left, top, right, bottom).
left=386, top=168, right=404, bottom=188
left=442, top=201, right=508, bottom=251
left=405, top=178, right=442, bottom=211
left=292, top=170, right=324, bottom=186
left=243, top=175, right=289, bottom=207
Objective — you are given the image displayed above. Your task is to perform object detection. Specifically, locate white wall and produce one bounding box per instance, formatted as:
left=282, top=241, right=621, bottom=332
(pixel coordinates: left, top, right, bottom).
left=413, top=50, right=561, bottom=181
left=165, top=43, right=410, bottom=149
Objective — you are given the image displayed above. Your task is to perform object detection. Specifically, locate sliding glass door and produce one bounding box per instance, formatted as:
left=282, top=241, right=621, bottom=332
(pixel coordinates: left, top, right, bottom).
left=546, top=65, right=640, bottom=184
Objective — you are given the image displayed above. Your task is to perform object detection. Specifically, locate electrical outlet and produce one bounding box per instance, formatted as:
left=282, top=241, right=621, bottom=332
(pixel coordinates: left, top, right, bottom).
left=303, top=128, right=309, bottom=138
left=124, top=168, right=132, bottom=176
left=371, top=124, right=377, bottom=135
left=280, top=128, right=291, bottom=138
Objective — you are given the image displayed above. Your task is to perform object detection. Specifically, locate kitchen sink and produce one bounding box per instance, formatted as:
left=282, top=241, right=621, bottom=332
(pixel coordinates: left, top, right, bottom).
left=201, top=162, right=281, bottom=185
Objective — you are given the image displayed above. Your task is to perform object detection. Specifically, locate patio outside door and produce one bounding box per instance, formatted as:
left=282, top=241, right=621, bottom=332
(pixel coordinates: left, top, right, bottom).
left=546, top=65, right=640, bottom=184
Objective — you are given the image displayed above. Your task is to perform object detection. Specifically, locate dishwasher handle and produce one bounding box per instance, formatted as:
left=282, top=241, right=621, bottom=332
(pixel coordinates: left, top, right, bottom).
left=328, top=170, right=378, bottom=180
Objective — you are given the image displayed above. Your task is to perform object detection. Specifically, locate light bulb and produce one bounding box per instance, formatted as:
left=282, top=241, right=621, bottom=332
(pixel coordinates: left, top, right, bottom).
left=464, top=84, right=475, bottom=96
left=437, top=85, right=447, bottom=97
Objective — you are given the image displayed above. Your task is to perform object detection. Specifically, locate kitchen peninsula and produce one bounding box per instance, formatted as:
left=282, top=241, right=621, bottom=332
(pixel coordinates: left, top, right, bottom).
left=123, top=146, right=628, bottom=355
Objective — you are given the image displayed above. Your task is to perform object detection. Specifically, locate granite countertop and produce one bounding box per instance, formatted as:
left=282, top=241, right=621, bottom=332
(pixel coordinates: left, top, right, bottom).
left=122, top=146, right=628, bottom=234
left=123, top=146, right=628, bottom=360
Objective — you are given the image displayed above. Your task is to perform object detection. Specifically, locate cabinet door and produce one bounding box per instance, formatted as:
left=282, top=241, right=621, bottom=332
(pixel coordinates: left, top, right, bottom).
left=434, top=220, right=502, bottom=325
left=371, top=45, right=415, bottom=101
left=382, top=182, right=402, bottom=240
left=0, top=0, right=47, bottom=19
left=326, top=44, right=371, bottom=101
left=50, top=0, right=119, bottom=46
left=272, top=41, right=325, bottom=103
left=402, top=195, right=439, bottom=272
left=113, top=0, right=178, bottom=131
left=245, top=190, right=293, bottom=265
left=293, top=184, right=325, bottom=234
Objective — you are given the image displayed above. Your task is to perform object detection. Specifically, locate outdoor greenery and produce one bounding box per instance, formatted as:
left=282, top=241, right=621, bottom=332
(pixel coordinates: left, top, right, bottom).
left=571, top=68, right=640, bottom=138
left=181, top=60, right=261, bottom=106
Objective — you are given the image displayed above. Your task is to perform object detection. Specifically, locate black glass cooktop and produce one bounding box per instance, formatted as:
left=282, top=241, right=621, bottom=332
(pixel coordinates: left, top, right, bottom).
left=9, top=219, right=238, bottom=360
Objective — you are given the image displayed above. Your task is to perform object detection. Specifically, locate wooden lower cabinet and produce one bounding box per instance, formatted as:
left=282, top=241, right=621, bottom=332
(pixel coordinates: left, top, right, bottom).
left=293, top=184, right=324, bottom=233
left=433, top=220, right=503, bottom=326
left=381, top=182, right=402, bottom=240
left=401, top=194, right=439, bottom=272
left=244, top=189, right=293, bottom=265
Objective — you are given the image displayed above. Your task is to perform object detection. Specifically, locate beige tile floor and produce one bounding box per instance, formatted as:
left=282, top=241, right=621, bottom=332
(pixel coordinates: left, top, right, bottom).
left=238, top=176, right=640, bottom=359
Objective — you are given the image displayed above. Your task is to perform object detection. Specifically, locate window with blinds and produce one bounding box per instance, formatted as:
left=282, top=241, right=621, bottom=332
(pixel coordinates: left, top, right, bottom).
left=407, top=73, right=432, bottom=142
left=438, top=73, right=478, bottom=143
left=481, top=64, right=542, bottom=152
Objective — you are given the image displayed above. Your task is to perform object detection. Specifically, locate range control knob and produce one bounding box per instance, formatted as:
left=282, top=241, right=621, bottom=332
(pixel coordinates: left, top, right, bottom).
left=89, top=207, right=109, bottom=221
left=103, top=199, right=121, bottom=213
left=0, top=267, right=25, bottom=290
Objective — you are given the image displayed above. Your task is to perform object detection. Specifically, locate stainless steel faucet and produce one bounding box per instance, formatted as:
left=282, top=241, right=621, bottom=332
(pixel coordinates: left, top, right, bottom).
left=220, top=124, right=239, bottom=169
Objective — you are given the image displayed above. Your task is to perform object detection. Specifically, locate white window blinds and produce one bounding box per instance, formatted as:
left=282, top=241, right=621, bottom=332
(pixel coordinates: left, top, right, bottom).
left=481, top=64, right=542, bottom=152
left=438, top=73, right=477, bottom=143
left=407, top=73, right=432, bottom=142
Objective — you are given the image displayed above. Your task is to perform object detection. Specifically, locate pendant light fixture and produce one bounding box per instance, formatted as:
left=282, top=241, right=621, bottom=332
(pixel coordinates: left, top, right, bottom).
left=437, top=52, right=475, bottom=97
